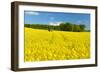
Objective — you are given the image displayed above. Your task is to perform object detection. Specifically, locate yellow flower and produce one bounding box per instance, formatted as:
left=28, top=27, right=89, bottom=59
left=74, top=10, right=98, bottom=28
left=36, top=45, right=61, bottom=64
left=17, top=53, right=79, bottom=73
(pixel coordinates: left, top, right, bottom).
left=24, top=27, right=90, bottom=62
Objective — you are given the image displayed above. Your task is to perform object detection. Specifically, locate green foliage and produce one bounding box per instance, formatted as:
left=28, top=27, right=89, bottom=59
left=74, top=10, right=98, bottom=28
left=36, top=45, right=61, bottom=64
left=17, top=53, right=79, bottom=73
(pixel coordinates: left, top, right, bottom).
left=79, top=24, right=85, bottom=31
left=59, top=23, right=86, bottom=32
left=73, top=25, right=80, bottom=32
left=25, top=22, right=86, bottom=32
left=60, top=22, right=72, bottom=31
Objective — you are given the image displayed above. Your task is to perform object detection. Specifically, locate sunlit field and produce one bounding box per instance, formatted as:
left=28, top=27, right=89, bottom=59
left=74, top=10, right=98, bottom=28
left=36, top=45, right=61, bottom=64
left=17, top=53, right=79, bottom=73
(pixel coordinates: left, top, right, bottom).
left=24, top=27, right=90, bottom=62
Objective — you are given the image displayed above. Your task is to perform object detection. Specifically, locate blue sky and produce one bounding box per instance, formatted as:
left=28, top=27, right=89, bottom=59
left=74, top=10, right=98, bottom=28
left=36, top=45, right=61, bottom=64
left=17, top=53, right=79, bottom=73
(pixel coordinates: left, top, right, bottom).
left=24, top=11, right=90, bottom=30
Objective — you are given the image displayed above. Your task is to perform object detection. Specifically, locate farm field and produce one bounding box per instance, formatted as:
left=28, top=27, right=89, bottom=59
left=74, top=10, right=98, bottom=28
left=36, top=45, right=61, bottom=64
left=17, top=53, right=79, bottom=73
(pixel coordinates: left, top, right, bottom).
left=24, top=27, right=90, bottom=62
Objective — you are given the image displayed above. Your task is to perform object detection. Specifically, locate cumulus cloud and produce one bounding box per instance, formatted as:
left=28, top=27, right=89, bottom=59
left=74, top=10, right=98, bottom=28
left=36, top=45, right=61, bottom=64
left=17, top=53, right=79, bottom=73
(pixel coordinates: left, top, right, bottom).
left=25, top=11, right=39, bottom=15
left=49, top=22, right=62, bottom=26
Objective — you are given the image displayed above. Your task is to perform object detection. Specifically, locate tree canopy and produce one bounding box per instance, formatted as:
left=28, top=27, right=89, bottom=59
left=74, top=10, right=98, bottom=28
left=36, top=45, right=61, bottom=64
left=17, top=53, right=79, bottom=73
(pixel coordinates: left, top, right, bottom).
left=25, top=22, right=87, bottom=32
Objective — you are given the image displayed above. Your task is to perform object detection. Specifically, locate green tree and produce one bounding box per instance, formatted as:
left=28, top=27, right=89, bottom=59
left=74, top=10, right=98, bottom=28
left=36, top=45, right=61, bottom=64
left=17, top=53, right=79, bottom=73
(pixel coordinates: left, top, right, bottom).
left=73, top=25, right=81, bottom=32
left=79, top=24, right=85, bottom=32
left=60, top=22, right=72, bottom=31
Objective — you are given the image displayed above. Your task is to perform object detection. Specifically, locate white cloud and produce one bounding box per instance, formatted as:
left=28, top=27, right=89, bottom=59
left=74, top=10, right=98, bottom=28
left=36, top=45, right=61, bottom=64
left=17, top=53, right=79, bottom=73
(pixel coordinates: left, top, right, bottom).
left=49, top=22, right=62, bottom=26
left=25, top=11, right=39, bottom=15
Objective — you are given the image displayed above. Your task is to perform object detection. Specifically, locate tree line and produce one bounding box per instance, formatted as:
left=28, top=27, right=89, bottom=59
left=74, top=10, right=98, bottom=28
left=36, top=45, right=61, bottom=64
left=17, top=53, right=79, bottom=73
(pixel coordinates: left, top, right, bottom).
left=25, top=22, right=87, bottom=32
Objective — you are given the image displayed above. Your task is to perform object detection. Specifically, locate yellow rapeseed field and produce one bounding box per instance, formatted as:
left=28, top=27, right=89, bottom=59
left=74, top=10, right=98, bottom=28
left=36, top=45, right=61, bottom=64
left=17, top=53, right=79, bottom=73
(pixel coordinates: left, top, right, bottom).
left=24, top=27, right=90, bottom=62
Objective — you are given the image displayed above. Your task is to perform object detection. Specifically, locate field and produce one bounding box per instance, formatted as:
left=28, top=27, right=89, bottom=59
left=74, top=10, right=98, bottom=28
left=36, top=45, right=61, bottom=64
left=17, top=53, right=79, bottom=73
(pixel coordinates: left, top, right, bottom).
left=24, top=27, right=90, bottom=62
